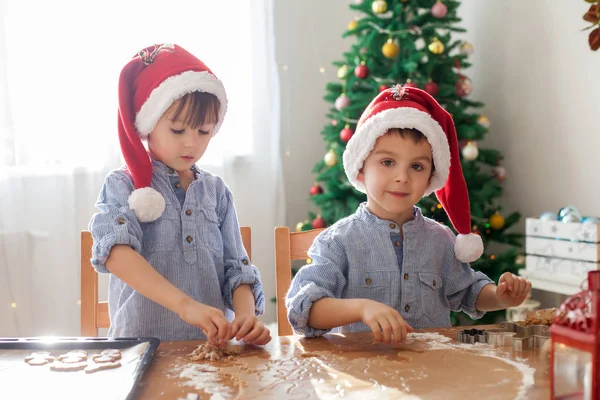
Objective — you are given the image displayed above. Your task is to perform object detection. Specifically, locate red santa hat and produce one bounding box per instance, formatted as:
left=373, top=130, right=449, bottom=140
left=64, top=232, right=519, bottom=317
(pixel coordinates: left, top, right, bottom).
left=342, top=84, right=483, bottom=263
left=118, top=44, right=227, bottom=222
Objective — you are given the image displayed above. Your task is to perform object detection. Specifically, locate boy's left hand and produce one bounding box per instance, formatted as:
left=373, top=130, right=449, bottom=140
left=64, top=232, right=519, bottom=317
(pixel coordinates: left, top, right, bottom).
left=229, top=315, right=272, bottom=345
left=495, top=272, right=532, bottom=307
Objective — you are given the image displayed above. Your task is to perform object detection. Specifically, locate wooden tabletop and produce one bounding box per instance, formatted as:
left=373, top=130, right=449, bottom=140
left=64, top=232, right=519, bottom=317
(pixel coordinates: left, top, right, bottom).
left=136, top=325, right=551, bottom=399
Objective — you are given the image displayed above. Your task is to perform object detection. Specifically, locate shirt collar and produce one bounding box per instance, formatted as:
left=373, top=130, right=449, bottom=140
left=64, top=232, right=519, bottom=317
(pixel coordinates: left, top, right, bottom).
left=357, top=203, right=424, bottom=234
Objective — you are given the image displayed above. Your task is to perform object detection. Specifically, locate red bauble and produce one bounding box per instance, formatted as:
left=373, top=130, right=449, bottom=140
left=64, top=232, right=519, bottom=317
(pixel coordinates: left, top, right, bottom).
left=354, top=64, right=369, bottom=79
left=424, top=81, right=439, bottom=96
left=404, top=81, right=418, bottom=88
left=340, top=127, right=354, bottom=142
left=331, top=120, right=338, bottom=126
left=455, top=78, right=473, bottom=97
left=312, top=216, right=326, bottom=229
left=309, top=185, right=323, bottom=196
left=379, top=85, right=388, bottom=92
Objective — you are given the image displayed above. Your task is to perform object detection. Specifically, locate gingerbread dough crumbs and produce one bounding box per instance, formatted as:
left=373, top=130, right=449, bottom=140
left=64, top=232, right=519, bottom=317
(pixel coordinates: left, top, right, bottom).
left=189, top=342, right=243, bottom=362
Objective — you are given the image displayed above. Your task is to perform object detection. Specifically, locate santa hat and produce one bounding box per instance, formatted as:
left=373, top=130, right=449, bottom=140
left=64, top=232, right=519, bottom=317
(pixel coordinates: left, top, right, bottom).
left=342, top=84, right=483, bottom=263
left=118, top=44, right=227, bottom=222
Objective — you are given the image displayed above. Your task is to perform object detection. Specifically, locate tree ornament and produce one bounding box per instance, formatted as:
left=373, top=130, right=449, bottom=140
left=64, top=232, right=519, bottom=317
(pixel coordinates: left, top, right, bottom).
left=461, top=141, right=479, bottom=161
left=431, top=0, right=448, bottom=18
left=309, top=184, right=323, bottom=196
left=312, top=216, right=327, bottom=229
left=428, top=37, right=445, bottom=55
left=477, top=115, right=490, bottom=128
left=296, top=221, right=305, bottom=232
left=489, top=213, right=505, bottom=230
left=382, top=38, right=399, bottom=58
left=493, top=165, right=506, bottom=182
left=424, top=81, right=439, bottom=96
left=404, top=80, right=417, bottom=88
left=337, top=65, right=348, bottom=79
left=460, top=41, right=474, bottom=56
left=354, top=63, right=369, bottom=79
left=371, top=0, right=387, bottom=14
left=335, top=94, right=351, bottom=110
left=455, top=78, right=473, bottom=97
left=348, top=18, right=359, bottom=30
left=379, top=84, right=389, bottom=92
left=324, top=149, right=337, bottom=167
left=331, top=120, right=338, bottom=126
left=340, top=125, right=354, bottom=142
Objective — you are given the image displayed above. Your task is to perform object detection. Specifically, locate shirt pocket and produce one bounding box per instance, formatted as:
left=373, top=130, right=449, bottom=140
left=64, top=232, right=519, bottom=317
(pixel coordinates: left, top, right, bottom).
left=418, top=272, right=444, bottom=322
left=199, top=209, right=223, bottom=258
left=141, top=205, right=179, bottom=253
left=346, top=271, right=392, bottom=305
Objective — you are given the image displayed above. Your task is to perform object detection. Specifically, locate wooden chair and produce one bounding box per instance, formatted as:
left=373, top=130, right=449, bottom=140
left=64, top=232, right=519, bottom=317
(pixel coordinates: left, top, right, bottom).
left=80, top=227, right=253, bottom=337
left=274, top=226, right=324, bottom=336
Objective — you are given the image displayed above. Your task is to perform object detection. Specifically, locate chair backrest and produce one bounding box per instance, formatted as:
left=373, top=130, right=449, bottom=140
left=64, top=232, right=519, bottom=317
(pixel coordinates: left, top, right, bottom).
left=80, top=226, right=253, bottom=336
left=274, top=226, right=324, bottom=336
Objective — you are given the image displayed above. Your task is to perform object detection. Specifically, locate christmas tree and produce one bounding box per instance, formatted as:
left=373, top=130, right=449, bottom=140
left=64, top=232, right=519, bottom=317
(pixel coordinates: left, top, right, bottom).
left=296, top=0, right=522, bottom=325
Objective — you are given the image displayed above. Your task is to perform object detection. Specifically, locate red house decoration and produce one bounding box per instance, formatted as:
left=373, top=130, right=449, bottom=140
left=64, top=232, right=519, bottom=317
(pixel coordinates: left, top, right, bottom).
left=550, top=270, right=600, bottom=399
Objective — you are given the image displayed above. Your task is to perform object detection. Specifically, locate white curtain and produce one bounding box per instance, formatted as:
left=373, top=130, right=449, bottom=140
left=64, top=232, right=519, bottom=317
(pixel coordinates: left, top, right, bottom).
left=0, top=0, right=284, bottom=336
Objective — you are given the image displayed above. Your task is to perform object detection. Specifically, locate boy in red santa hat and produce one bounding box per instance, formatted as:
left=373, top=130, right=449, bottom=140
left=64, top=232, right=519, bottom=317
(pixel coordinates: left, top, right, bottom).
left=286, top=84, right=531, bottom=343
left=89, top=44, right=270, bottom=345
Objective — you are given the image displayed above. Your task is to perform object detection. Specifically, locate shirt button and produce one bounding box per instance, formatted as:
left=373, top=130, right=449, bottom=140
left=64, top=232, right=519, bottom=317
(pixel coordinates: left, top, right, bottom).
left=395, top=241, right=401, bottom=247
left=186, top=236, right=193, bottom=243
left=389, top=223, right=396, bottom=229
left=404, top=273, right=409, bottom=280
left=405, top=305, right=410, bottom=312
left=168, top=168, right=175, bottom=174
left=242, top=259, right=249, bottom=265
left=117, top=217, right=125, bottom=225
left=185, top=209, right=192, bottom=216
left=433, top=280, right=437, bottom=287
left=365, top=278, right=373, bottom=285
left=175, top=183, right=182, bottom=189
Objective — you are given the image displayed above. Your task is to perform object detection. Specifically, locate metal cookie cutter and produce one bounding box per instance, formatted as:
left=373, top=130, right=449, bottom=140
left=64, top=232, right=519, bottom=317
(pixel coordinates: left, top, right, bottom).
left=485, top=322, right=550, bottom=352
left=456, top=328, right=487, bottom=344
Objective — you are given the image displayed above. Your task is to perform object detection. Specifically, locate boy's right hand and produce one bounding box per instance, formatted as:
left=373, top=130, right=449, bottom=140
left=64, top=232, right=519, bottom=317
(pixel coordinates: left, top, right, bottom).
left=178, top=299, right=230, bottom=343
left=360, top=299, right=413, bottom=344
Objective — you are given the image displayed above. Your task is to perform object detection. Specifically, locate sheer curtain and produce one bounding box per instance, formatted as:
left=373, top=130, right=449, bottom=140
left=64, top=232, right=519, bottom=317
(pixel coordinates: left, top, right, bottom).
left=0, top=0, right=284, bottom=336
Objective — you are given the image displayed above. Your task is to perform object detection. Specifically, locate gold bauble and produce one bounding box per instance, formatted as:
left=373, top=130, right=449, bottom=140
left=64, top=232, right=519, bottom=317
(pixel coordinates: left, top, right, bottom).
left=324, top=149, right=337, bottom=167
left=337, top=65, right=348, bottom=79
left=296, top=222, right=305, bottom=232
left=382, top=38, right=399, bottom=59
left=348, top=19, right=358, bottom=30
left=372, top=0, right=388, bottom=14
left=428, top=37, right=445, bottom=55
left=489, top=213, right=505, bottom=230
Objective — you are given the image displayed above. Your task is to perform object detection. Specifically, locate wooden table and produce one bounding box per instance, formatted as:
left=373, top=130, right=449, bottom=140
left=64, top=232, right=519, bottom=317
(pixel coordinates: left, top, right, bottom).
left=136, top=325, right=551, bottom=399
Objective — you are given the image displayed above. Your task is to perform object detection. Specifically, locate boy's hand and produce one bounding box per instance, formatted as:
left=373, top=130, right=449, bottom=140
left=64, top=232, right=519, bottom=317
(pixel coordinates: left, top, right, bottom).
left=496, top=272, right=532, bottom=307
left=178, top=299, right=231, bottom=344
left=229, top=314, right=272, bottom=345
left=360, top=299, right=413, bottom=344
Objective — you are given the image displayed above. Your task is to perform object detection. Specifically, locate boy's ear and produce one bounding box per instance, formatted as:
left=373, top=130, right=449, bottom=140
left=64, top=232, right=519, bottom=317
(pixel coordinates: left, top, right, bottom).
left=356, top=168, right=364, bottom=183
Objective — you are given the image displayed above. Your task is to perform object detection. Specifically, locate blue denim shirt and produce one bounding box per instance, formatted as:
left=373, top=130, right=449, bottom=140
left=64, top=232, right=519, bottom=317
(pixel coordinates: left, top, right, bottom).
left=286, top=204, right=493, bottom=337
left=89, top=158, right=264, bottom=341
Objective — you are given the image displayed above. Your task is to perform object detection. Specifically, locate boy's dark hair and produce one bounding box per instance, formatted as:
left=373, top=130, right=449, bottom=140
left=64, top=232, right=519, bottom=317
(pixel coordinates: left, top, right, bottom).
left=171, top=91, right=220, bottom=129
left=387, top=128, right=436, bottom=173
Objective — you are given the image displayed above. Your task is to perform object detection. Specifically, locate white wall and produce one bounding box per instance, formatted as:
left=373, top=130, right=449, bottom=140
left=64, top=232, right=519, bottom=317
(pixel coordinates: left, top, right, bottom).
left=459, top=0, right=600, bottom=223
left=275, top=0, right=355, bottom=228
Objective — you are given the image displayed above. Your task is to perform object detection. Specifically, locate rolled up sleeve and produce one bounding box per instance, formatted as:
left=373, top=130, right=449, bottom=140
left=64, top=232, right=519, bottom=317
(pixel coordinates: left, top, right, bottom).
left=285, top=232, right=347, bottom=337
left=219, top=188, right=264, bottom=315
left=88, top=171, right=143, bottom=273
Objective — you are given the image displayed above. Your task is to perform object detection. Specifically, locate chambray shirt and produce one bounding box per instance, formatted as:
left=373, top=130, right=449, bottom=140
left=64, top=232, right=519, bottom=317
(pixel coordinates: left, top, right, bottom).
left=286, top=204, right=493, bottom=337
left=89, top=158, right=264, bottom=341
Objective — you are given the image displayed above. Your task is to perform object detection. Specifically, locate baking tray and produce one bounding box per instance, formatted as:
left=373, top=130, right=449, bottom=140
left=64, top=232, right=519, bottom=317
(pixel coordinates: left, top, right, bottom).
left=456, top=322, right=550, bottom=352
left=0, top=336, right=160, bottom=400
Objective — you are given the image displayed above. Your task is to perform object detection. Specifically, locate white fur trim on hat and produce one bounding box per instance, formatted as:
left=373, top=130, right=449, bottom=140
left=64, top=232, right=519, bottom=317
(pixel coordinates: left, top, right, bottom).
left=454, top=233, right=484, bottom=263
left=128, top=187, right=166, bottom=223
left=135, top=70, right=228, bottom=138
left=343, top=107, right=450, bottom=196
